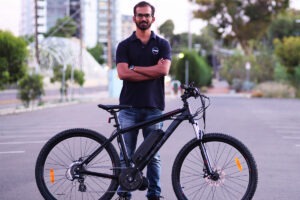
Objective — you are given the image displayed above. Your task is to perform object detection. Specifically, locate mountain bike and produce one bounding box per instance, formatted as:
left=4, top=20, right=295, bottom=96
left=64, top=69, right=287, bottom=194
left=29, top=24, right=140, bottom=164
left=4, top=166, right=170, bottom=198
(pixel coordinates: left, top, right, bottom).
left=35, top=84, right=258, bottom=200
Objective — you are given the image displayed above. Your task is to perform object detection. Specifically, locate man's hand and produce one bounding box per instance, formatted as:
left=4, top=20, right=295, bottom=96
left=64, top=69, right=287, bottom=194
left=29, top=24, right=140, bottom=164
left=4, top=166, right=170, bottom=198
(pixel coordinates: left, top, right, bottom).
left=134, top=58, right=171, bottom=78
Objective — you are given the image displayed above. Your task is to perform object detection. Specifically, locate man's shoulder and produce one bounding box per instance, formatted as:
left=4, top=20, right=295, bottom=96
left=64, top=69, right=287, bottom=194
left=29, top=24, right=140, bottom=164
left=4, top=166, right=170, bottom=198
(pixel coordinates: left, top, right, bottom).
left=120, top=32, right=136, bottom=43
left=153, top=33, right=170, bottom=46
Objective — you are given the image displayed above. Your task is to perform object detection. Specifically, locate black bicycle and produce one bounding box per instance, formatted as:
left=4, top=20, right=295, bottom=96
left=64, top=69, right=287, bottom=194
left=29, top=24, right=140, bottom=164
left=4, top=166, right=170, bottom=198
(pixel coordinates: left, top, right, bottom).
left=35, top=84, right=258, bottom=200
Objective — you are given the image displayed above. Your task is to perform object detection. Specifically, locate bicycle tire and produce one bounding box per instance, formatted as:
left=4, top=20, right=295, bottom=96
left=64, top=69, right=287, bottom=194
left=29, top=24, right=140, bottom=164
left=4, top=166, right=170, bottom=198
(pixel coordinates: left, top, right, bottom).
left=172, top=133, right=258, bottom=200
left=35, top=128, right=120, bottom=200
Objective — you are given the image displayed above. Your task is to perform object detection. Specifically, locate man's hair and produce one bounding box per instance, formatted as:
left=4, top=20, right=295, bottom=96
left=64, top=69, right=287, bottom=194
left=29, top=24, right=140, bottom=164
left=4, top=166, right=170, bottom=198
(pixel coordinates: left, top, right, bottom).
left=133, top=1, right=155, bottom=16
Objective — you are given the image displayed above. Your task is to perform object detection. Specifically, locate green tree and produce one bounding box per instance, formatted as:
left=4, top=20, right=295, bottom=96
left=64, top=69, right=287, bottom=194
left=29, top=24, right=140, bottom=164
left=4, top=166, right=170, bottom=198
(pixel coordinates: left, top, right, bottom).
left=45, top=16, right=77, bottom=38
left=18, top=74, right=44, bottom=108
left=0, top=30, right=28, bottom=88
left=274, top=36, right=300, bottom=95
left=196, top=25, right=216, bottom=55
left=192, top=0, right=289, bottom=55
left=158, top=19, right=175, bottom=40
left=274, top=36, right=300, bottom=71
left=267, top=10, right=300, bottom=46
left=50, top=65, right=85, bottom=98
left=0, top=58, right=9, bottom=89
left=175, top=50, right=212, bottom=87
left=87, top=43, right=105, bottom=64
left=220, top=51, right=248, bottom=86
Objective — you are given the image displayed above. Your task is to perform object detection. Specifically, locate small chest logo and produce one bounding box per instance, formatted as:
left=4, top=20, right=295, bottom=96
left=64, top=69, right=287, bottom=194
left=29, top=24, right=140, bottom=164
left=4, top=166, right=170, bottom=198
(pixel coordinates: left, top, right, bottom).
left=152, top=47, right=159, bottom=55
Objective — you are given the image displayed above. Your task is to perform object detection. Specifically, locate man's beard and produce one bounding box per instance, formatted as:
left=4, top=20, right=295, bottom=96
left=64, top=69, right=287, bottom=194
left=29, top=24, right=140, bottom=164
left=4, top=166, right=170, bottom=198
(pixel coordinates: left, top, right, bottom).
left=136, top=21, right=151, bottom=31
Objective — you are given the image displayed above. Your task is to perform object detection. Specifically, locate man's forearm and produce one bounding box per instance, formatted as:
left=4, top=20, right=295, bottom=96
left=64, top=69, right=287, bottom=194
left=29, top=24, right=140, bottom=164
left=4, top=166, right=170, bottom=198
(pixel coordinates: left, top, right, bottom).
left=118, top=66, right=154, bottom=81
left=133, top=59, right=171, bottom=78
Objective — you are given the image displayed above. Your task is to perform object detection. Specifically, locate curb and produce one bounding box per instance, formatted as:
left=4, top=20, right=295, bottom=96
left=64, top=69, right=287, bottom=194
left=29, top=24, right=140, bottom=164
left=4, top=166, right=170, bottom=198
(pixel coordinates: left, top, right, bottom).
left=0, top=92, right=251, bottom=116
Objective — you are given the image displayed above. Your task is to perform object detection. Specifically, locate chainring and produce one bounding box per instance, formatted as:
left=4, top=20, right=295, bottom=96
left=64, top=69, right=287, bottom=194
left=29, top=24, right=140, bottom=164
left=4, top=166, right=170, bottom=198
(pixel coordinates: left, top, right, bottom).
left=119, top=167, right=143, bottom=191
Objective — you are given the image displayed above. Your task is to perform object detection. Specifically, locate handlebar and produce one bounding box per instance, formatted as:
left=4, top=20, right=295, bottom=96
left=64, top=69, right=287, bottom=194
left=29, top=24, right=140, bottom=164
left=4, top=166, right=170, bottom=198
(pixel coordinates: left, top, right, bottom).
left=180, top=83, right=210, bottom=129
left=180, top=83, right=208, bottom=100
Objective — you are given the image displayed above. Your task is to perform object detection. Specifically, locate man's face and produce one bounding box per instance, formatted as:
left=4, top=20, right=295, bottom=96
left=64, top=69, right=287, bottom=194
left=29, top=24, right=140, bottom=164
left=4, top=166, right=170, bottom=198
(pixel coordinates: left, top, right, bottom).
left=133, top=6, right=155, bottom=31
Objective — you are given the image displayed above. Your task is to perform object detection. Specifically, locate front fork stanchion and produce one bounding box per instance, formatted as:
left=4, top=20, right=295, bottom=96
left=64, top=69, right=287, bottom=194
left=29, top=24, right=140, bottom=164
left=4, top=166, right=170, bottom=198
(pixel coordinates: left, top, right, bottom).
left=198, top=130, right=214, bottom=175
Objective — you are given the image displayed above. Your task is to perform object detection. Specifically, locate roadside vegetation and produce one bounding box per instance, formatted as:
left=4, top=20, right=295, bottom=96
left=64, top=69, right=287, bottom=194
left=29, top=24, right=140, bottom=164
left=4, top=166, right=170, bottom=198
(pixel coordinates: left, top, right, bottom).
left=1, top=0, right=300, bottom=106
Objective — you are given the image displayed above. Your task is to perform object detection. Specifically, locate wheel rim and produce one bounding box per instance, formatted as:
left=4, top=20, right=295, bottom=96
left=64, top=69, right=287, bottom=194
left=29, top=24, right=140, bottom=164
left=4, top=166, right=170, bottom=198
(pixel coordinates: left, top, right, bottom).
left=41, top=135, right=116, bottom=199
left=178, top=140, right=252, bottom=200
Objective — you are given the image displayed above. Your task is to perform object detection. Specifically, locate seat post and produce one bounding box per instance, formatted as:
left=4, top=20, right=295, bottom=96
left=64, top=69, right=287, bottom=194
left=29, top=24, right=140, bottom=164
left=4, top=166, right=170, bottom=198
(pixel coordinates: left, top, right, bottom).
left=110, top=110, right=121, bottom=131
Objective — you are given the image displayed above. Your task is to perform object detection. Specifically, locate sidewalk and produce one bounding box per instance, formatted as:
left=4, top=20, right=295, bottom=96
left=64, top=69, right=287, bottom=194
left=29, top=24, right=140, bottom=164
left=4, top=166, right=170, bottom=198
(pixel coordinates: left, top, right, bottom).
left=0, top=89, right=111, bottom=116
left=0, top=81, right=251, bottom=116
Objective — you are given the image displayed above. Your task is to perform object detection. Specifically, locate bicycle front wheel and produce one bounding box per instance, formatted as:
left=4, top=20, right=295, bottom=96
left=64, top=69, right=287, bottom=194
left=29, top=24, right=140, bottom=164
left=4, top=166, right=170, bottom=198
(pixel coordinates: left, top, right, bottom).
left=35, top=128, right=120, bottom=200
left=172, top=133, right=258, bottom=200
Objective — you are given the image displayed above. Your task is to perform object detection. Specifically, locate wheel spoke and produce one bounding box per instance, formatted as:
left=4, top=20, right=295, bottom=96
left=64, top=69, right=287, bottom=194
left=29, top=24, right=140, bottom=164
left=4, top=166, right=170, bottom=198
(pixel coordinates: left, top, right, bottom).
left=172, top=133, right=257, bottom=200
left=36, top=129, right=120, bottom=200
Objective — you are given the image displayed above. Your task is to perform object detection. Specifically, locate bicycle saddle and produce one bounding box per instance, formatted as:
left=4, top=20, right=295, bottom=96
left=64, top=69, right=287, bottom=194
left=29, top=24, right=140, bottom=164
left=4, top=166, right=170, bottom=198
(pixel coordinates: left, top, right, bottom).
left=98, top=104, right=132, bottom=112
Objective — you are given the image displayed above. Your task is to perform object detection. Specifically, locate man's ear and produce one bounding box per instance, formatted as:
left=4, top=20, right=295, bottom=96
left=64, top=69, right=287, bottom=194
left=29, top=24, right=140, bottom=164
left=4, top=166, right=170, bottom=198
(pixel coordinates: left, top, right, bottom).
left=152, top=16, right=156, bottom=23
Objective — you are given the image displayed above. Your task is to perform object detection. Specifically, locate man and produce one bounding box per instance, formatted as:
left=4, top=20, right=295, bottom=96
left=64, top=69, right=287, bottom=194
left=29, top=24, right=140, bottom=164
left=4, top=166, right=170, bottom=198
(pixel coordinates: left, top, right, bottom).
left=115, top=1, right=171, bottom=200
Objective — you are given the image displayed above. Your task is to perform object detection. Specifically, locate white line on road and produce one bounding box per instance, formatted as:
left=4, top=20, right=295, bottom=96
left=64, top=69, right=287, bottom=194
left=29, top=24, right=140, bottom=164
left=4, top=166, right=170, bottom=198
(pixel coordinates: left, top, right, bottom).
left=0, top=134, right=52, bottom=139
left=269, top=125, right=300, bottom=130
left=282, top=136, right=300, bottom=140
left=296, top=144, right=300, bottom=147
left=276, top=130, right=300, bottom=134
left=0, top=151, right=25, bottom=154
left=0, top=141, right=46, bottom=145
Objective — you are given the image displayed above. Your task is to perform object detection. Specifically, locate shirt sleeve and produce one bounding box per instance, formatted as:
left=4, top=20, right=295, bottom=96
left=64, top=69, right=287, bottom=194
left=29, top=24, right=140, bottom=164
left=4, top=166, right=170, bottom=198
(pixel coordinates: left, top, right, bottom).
left=160, top=39, right=172, bottom=61
left=116, top=40, right=129, bottom=65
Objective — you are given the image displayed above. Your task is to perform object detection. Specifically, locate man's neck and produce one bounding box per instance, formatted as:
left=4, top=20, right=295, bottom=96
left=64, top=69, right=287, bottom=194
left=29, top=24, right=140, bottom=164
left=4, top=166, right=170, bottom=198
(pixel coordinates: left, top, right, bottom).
left=135, top=29, right=152, bottom=44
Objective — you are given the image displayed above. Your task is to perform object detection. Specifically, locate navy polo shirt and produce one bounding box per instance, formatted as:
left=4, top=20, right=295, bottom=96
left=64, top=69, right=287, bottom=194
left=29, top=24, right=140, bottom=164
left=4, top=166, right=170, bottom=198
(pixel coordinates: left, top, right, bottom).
left=116, top=31, right=171, bottom=110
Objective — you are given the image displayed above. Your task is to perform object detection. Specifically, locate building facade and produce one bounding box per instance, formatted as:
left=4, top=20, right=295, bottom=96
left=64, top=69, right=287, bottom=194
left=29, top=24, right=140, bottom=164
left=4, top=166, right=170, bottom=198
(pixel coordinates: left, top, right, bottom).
left=18, top=0, right=130, bottom=66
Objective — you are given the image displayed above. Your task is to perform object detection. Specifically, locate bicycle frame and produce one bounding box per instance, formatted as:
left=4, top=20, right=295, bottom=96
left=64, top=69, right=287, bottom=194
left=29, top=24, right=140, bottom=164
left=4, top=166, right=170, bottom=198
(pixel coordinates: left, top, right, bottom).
left=80, top=95, right=214, bottom=180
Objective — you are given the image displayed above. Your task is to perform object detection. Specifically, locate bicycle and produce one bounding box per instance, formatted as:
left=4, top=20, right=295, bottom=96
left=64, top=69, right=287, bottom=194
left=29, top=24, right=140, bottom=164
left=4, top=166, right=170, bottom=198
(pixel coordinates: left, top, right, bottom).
left=35, top=84, right=258, bottom=200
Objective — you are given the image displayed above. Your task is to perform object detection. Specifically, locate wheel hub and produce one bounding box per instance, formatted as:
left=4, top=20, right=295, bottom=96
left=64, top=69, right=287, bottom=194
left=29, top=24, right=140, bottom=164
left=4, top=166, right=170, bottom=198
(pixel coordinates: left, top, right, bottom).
left=66, top=161, right=83, bottom=181
left=205, top=167, right=226, bottom=186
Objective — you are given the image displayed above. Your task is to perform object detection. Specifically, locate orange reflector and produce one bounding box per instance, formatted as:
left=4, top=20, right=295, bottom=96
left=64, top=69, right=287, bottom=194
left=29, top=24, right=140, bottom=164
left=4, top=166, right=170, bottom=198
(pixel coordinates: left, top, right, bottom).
left=235, top=157, right=243, bottom=171
left=50, top=168, right=55, bottom=183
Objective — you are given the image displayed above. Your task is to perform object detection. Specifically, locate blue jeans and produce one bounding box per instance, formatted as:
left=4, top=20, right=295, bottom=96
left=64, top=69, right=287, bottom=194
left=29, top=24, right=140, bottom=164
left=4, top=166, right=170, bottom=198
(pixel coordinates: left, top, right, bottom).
left=117, top=108, right=163, bottom=198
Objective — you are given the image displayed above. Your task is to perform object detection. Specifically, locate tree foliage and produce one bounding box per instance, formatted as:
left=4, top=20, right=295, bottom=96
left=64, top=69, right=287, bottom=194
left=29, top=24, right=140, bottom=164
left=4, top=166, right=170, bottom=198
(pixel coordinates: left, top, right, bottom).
left=192, top=0, right=289, bottom=54
left=267, top=10, right=300, bottom=46
left=158, top=19, right=175, bottom=40
left=274, top=36, right=300, bottom=70
left=45, top=16, right=77, bottom=38
left=87, top=43, right=105, bottom=65
left=175, top=50, right=212, bottom=87
left=50, top=65, right=85, bottom=97
left=0, top=30, right=28, bottom=88
left=18, top=74, right=44, bottom=108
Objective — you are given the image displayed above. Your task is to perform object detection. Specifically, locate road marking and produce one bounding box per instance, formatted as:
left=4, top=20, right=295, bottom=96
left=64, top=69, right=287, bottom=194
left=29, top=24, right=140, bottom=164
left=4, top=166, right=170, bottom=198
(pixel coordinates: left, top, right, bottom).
left=269, top=125, right=300, bottom=129
left=0, top=134, right=52, bottom=139
left=0, top=151, right=25, bottom=154
left=282, top=136, right=300, bottom=140
left=277, top=130, right=300, bottom=134
left=296, top=144, right=300, bottom=147
left=0, top=141, right=46, bottom=145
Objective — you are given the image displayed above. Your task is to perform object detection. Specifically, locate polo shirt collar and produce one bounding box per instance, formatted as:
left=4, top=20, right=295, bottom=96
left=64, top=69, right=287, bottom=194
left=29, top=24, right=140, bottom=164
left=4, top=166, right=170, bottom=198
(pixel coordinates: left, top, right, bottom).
left=130, top=31, right=156, bottom=41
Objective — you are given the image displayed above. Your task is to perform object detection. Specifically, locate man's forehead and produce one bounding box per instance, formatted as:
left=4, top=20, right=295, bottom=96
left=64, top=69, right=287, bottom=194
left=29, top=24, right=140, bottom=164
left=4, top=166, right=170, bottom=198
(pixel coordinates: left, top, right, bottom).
left=135, top=6, right=151, bottom=13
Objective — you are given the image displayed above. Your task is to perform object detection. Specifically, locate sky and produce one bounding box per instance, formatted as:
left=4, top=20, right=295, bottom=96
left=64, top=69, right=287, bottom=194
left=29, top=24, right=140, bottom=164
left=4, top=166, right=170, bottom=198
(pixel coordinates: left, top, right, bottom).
left=0, top=0, right=300, bottom=36
left=119, top=0, right=206, bottom=34
left=0, top=0, right=21, bottom=36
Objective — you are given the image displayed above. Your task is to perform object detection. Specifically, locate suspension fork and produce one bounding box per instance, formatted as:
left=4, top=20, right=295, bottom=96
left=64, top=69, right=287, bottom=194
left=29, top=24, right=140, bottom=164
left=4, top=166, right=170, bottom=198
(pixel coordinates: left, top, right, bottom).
left=197, top=130, right=215, bottom=175
left=191, top=120, right=214, bottom=175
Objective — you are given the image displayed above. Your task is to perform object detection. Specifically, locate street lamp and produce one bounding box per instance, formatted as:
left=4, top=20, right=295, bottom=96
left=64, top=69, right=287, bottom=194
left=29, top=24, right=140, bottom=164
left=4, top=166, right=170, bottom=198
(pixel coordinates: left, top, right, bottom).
left=245, top=61, right=251, bottom=82
left=178, top=53, right=189, bottom=85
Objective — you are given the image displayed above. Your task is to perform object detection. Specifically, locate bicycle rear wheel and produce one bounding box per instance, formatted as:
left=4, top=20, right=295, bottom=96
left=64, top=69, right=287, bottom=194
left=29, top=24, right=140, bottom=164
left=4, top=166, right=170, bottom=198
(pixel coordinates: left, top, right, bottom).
left=172, top=133, right=258, bottom=200
left=35, top=128, right=120, bottom=200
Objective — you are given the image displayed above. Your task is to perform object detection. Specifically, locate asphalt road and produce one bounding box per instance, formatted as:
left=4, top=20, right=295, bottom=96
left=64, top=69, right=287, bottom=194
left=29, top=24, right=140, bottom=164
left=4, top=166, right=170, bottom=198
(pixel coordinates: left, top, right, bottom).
left=0, top=96, right=300, bottom=200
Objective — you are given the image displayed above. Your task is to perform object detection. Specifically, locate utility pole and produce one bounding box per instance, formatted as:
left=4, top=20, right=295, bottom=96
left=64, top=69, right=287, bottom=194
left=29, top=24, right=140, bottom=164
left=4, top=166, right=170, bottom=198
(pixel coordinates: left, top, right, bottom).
left=107, top=0, right=112, bottom=68
left=34, top=0, right=43, bottom=65
left=79, top=0, right=83, bottom=71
